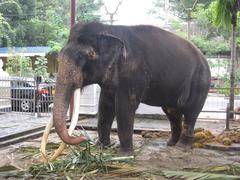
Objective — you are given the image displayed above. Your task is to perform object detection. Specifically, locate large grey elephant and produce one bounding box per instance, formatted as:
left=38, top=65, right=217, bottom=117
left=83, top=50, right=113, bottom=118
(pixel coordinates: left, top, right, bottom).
left=50, top=22, right=210, bottom=153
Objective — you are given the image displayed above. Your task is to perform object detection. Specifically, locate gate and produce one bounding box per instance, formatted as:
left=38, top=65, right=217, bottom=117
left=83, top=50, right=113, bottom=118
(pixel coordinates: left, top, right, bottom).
left=1, top=76, right=240, bottom=120
left=0, top=76, right=55, bottom=116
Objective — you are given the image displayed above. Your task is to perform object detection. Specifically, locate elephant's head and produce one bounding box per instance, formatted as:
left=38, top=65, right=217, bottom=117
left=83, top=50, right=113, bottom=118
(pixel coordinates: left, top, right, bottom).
left=53, top=23, right=126, bottom=145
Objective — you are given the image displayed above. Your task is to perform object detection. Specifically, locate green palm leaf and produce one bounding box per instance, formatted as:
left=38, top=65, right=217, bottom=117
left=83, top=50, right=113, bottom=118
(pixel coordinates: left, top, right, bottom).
left=214, top=0, right=237, bottom=28
left=162, top=170, right=240, bottom=180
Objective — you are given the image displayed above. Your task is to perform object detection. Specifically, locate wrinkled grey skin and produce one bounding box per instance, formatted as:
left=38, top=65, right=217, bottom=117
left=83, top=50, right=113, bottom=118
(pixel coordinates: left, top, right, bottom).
left=53, top=22, right=211, bottom=153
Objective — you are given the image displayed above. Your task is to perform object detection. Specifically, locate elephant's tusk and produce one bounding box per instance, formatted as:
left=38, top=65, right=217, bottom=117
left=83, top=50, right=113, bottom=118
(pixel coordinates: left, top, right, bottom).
left=50, top=88, right=81, bottom=161
left=40, top=114, right=53, bottom=162
left=40, top=88, right=81, bottom=162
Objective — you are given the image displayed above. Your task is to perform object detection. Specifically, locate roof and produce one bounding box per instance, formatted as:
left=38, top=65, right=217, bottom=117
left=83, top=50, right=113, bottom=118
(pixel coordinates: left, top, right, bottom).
left=0, top=46, right=50, bottom=57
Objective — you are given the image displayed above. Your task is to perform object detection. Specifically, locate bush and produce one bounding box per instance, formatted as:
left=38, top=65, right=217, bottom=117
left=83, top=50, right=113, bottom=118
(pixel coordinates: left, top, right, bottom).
left=191, top=36, right=230, bottom=55
left=6, top=55, right=33, bottom=77
left=6, top=53, right=48, bottom=78
left=34, top=56, right=48, bottom=78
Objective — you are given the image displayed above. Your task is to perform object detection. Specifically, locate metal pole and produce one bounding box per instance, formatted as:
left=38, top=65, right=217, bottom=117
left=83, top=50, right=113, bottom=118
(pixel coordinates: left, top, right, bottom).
left=70, top=0, right=76, bottom=116
left=187, top=10, right=191, bottom=41
left=164, top=0, right=169, bottom=25
left=229, top=11, right=238, bottom=123
left=226, top=103, right=230, bottom=130
left=70, top=0, right=76, bottom=27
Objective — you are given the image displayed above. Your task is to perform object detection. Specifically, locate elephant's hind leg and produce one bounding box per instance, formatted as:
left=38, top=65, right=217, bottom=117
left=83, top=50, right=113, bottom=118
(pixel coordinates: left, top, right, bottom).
left=176, top=112, right=197, bottom=150
left=177, top=89, right=208, bottom=150
left=162, top=107, right=183, bottom=146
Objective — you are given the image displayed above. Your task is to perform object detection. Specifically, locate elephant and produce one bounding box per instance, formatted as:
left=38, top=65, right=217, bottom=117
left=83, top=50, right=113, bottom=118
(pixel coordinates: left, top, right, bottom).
left=50, top=22, right=211, bottom=153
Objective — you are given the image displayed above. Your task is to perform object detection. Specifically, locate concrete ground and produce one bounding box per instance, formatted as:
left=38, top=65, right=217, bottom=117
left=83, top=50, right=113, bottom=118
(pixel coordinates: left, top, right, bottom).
left=0, top=113, right=49, bottom=138
left=0, top=112, right=237, bottom=140
left=0, top=113, right=240, bottom=179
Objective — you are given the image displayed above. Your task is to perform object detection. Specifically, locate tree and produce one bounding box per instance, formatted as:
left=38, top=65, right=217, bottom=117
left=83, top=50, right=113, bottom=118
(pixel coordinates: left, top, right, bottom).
left=0, top=0, right=22, bottom=25
left=76, top=0, right=103, bottom=22
left=150, top=0, right=212, bottom=19
left=103, top=0, right=123, bottom=25
left=18, top=0, right=36, bottom=20
left=192, top=2, right=230, bottom=39
left=214, top=0, right=240, bottom=125
left=0, top=14, right=14, bottom=46
left=169, top=0, right=211, bottom=19
left=0, top=0, right=103, bottom=50
left=150, top=0, right=212, bottom=40
left=0, top=0, right=23, bottom=46
left=34, top=56, right=48, bottom=77
left=6, top=55, right=33, bottom=76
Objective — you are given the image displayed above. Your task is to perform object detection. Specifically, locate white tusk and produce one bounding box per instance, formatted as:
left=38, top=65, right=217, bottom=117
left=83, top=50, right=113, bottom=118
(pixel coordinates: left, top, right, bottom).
left=40, top=114, right=53, bottom=162
left=50, top=88, right=81, bottom=160
left=67, top=88, right=81, bottom=135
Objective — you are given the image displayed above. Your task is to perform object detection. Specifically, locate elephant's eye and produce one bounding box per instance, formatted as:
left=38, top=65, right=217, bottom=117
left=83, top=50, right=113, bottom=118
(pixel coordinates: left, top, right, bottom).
left=78, top=54, right=83, bottom=59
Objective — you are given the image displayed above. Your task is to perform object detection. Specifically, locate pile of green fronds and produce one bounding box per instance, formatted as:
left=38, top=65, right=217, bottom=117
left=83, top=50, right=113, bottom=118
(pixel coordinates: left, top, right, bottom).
left=0, top=141, right=136, bottom=179
left=2, top=141, right=240, bottom=179
left=161, top=164, right=240, bottom=180
left=29, top=141, right=118, bottom=178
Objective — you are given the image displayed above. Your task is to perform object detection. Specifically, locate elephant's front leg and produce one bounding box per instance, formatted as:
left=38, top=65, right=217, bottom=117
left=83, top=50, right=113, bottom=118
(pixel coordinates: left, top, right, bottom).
left=97, top=89, right=115, bottom=147
left=115, top=87, right=140, bottom=153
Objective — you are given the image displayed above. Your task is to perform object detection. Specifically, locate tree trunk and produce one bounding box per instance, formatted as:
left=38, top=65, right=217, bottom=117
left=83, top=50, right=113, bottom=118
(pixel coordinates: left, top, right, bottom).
left=228, top=14, right=237, bottom=127
left=187, top=10, right=191, bottom=41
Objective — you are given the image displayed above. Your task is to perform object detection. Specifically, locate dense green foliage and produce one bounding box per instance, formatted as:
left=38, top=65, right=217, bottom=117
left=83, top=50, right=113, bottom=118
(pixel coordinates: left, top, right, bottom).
left=150, top=0, right=212, bottom=19
left=6, top=55, right=33, bottom=76
left=5, top=54, right=48, bottom=77
left=150, top=0, right=239, bottom=55
left=0, top=13, right=14, bottom=46
left=34, top=56, right=48, bottom=77
left=0, top=0, right=103, bottom=52
left=1, top=0, right=239, bottom=56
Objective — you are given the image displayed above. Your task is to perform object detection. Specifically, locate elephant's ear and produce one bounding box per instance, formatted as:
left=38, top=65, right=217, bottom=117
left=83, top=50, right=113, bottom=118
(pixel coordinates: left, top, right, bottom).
left=98, top=33, right=127, bottom=86
left=98, top=32, right=126, bottom=62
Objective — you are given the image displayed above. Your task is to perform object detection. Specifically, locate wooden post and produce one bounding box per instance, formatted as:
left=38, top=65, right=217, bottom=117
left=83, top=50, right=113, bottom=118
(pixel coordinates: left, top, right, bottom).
left=226, top=103, right=230, bottom=131
left=70, top=0, right=76, bottom=117
left=70, top=0, right=76, bottom=27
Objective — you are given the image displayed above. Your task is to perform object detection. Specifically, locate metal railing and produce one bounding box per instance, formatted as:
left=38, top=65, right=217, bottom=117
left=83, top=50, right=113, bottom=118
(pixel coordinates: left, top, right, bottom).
left=1, top=76, right=240, bottom=121
left=199, top=87, right=240, bottom=120
left=0, top=76, right=54, bottom=116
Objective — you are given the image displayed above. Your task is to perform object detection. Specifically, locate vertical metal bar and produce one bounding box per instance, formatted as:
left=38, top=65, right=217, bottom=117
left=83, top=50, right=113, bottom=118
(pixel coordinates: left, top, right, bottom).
left=229, top=10, right=237, bottom=123
left=226, top=103, right=230, bottom=130
left=35, top=78, right=39, bottom=117
left=187, top=10, right=191, bottom=41
left=70, top=0, right=76, bottom=27
left=164, top=0, right=169, bottom=25
left=70, top=0, right=76, bottom=117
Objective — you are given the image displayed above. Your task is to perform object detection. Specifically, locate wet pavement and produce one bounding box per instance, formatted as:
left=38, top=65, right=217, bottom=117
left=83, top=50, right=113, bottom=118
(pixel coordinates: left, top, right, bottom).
left=0, top=113, right=49, bottom=138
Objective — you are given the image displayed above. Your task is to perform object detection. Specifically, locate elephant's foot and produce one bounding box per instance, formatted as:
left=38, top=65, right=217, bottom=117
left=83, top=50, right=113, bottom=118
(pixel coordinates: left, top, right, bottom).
left=176, top=134, right=194, bottom=151
left=119, top=142, right=133, bottom=155
left=101, top=142, right=133, bottom=155
left=95, top=139, right=114, bottom=149
left=167, top=136, right=180, bottom=146
left=118, top=147, right=134, bottom=156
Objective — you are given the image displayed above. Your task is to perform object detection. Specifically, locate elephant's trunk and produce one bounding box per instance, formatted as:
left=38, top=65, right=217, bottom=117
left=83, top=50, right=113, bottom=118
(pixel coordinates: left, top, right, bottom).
left=52, top=55, right=86, bottom=145
left=53, top=87, right=85, bottom=145
left=40, top=88, right=84, bottom=162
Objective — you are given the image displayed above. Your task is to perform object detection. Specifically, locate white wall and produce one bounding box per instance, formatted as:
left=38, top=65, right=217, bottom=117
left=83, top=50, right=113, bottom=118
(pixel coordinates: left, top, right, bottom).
left=79, top=84, right=164, bottom=115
